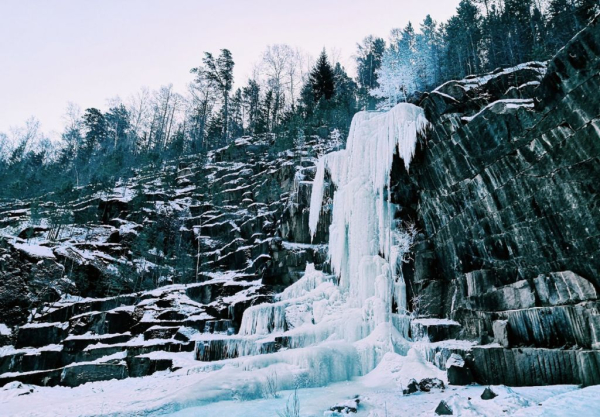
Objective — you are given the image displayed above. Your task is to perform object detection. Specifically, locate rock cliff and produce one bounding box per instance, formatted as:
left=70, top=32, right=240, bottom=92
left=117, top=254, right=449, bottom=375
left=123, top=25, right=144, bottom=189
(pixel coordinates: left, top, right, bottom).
left=397, top=16, right=600, bottom=385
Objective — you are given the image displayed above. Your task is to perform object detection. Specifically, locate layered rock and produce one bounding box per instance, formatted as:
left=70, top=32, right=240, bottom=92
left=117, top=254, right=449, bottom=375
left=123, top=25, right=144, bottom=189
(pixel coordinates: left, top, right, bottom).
left=395, top=16, right=600, bottom=385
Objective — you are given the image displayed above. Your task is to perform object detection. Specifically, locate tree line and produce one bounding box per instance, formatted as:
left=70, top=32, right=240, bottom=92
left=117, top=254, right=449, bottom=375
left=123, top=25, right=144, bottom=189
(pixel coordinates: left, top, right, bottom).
left=1, top=0, right=597, bottom=200
left=363, top=0, right=598, bottom=107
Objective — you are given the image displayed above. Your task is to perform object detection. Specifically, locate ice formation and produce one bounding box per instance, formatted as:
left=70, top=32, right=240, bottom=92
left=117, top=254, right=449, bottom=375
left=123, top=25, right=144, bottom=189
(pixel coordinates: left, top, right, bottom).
left=195, top=103, right=430, bottom=388
left=309, top=103, right=429, bottom=312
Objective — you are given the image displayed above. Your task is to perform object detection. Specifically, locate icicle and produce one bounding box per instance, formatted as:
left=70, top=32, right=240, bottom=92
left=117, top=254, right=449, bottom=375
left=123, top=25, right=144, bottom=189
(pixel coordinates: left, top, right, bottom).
left=308, top=158, right=325, bottom=239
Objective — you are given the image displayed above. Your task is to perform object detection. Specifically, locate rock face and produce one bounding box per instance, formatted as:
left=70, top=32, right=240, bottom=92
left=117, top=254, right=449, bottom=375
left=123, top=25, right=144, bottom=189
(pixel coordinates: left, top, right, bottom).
left=0, top=135, right=337, bottom=386
left=1, top=16, right=599, bottom=392
left=396, top=16, right=600, bottom=385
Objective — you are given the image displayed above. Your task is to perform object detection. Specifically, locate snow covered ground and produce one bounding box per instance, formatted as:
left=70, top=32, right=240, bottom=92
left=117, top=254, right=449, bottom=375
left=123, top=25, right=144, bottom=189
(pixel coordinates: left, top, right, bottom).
left=1, top=349, right=597, bottom=417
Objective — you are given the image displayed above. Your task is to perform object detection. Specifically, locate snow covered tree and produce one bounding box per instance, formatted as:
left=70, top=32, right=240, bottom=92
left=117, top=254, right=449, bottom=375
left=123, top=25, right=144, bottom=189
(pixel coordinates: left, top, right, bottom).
left=370, top=23, right=419, bottom=108
left=416, top=15, right=442, bottom=88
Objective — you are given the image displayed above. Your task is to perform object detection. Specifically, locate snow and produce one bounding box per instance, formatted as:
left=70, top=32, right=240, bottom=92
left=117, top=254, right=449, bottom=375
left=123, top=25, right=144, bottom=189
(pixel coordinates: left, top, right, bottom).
left=20, top=322, right=68, bottom=330
left=11, top=243, right=55, bottom=259
left=434, top=61, right=546, bottom=93
left=0, top=323, right=11, bottom=336
left=411, top=318, right=460, bottom=326
left=0, top=351, right=589, bottom=417
left=2, top=103, right=593, bottom=416
left=462, top=99, right=534, bottom=122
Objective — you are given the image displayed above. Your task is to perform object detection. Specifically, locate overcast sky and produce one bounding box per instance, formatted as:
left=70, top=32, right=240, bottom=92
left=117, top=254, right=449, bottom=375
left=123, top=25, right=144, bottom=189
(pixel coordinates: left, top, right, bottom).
left=0, top=0, right=460, bottom=137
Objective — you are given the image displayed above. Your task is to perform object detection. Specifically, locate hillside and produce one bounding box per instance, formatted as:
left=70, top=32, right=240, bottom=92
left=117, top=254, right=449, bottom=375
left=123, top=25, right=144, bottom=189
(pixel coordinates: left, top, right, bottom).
left=1, top=14, right=600, bottom=417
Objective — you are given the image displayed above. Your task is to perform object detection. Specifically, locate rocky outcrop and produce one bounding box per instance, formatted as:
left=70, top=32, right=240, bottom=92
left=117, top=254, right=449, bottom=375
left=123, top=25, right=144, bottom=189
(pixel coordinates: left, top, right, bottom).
left=0, top=133, right=340, bottom=386
left=394, top=16, right=600, bottom=386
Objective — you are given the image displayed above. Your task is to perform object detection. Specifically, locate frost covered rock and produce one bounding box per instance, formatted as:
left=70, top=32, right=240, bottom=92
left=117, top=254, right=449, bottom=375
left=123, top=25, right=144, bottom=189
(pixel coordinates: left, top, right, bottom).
left=403, top=378, right=419, bottom=395
left=446, top=353, right=473, bottom=386
left=60, top=363, right=128, bottom=387
left=329, top=396, right=360, bottom=414
left=15, top=322, right=69, bottom=348
left=492, top=320, right=509, bottom=348
left=419, top=377, right=445, bottom=392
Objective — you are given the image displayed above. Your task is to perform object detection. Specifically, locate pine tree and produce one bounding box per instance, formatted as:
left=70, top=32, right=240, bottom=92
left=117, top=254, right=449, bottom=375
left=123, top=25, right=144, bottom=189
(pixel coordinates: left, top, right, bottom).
left=242, top=79, right=261, bottom=135
left=82, top=108, right=107, bottom=155
left=309, top=50, right=336, bottom=102
left=416, top=15, right=442, bottom=88
left=442, top=0, right=482, bottom=78
left=192, top=49, right=234, bottom=141
left=356, top=36, right=386, bottom=110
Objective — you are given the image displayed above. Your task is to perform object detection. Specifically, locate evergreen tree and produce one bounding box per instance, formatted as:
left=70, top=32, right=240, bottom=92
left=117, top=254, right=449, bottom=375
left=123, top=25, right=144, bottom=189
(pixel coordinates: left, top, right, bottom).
left=192, top=49, right=234, bottom=141
left=82, top=108, right=107, bottom=155
left=416, top=15, right=442, bottom=88
left=442, top=0, right=482, bottom=78
left=309, top=50, right=335, bottom=102
left=355, top=36, right=386, bottom=110
left=242, top=79, right=261, bottom=135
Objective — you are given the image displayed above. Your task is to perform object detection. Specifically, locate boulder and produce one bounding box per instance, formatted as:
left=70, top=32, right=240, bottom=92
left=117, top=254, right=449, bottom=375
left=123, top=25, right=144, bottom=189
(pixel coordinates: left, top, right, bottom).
left=15, top=322, right=68, bottom=348
left=403, top=379, right=419, bottom=395
left=446, top=354, right=473, bottom=386
left=329, top=397, right=359, bottom=414
left=481, top=387, right=497, bottom=400
left=60, top=363, right=128, bottom=387
left=435, top=400, right=453, bottom=415
left=419, top=377, right=445, bottom=392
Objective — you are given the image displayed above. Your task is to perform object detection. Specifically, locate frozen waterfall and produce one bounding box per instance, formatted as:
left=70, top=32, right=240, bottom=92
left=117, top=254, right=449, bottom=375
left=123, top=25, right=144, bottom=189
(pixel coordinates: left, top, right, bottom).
left=309, top=103, right=429, bottom=312
left=195, top=103, right=430, bottom=387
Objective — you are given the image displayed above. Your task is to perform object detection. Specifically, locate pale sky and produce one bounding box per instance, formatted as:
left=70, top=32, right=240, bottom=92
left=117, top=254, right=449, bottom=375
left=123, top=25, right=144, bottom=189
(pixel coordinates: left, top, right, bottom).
left=0, top=0, right=460, bottom=137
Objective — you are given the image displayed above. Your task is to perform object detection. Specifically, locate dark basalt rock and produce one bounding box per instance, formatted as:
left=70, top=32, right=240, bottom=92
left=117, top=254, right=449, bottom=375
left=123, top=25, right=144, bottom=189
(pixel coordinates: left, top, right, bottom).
left=126, top=356, right=172, bottom=378
left=393, top=15, right=600, bottom=387
left=435, top=400, right=453, bottom=415
left=15, top=323, right=69, bottom=348
left=60, top=363, right=128, bottom=387
left=403, top=379, right=419, bottom=395
left=468, top=347, right=600, bottom=387
left=481, top=387, right=497, bottom=400
left=447, top=364, right=473, bottom=386
left=329, top=397, right=359, bottom=414
left=419, top=377, right=445, bottom=392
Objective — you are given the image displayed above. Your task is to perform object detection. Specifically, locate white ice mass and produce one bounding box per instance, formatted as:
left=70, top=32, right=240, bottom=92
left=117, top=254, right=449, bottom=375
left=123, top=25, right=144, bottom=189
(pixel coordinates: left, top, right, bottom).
left=192, top=103, right=431, bottom=389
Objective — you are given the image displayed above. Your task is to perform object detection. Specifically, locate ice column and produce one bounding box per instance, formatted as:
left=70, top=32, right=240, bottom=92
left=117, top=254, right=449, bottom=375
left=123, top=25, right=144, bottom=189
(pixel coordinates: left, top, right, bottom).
left=309, top=103, right=429, bottom=313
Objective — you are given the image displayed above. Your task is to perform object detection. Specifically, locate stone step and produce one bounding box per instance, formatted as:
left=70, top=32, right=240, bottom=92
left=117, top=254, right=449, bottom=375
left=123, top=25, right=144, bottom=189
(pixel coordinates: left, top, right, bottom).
left=0, top=348, right=63, bottom=374
left=69, top=309, right=136, bottom=336
left=410, top=319, right=461, bottom=343
left=0, top=355, right=174, bottom=387
left=62, top=333, right=132, bottom=352
left=15, top=322, right=69, bottom=348
left=143, top=326, right=180, bottom=340
left=38, top=295, right=139, bottom=323
left=468, top=346, right=600, bottom=387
